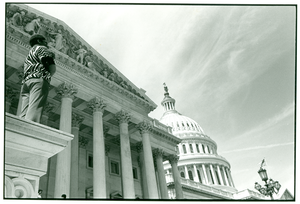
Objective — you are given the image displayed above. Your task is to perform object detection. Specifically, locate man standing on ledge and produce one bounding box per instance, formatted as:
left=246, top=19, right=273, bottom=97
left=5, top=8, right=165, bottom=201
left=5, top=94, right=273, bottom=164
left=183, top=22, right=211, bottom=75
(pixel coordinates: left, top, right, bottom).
left=19, top=34, right=56, bottom=123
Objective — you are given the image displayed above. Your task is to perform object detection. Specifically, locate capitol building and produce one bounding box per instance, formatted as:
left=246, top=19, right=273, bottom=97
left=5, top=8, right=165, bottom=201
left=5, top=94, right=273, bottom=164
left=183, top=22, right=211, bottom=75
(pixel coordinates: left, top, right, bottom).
left=5, top=4, right=267, bottom=200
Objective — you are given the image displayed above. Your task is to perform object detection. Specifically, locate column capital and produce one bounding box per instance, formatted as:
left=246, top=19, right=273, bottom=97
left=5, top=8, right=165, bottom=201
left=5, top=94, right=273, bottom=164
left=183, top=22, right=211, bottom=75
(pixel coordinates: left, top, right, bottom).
left=115, top=110, right=131, bottom=124
left=87, top=97, right=106, bottom=113
left=136, top=121, right=152, bottom=134
left=79, top=136, right=89, bottom=149
left=135, top=141, right=143, bottom=153
left=167, top=155, right=179, bottom=165
left=153, top=148, right=164, bottom=159
left=56, top=82, right=78, bottom=100
left=72, top=113, right=85, bottom=128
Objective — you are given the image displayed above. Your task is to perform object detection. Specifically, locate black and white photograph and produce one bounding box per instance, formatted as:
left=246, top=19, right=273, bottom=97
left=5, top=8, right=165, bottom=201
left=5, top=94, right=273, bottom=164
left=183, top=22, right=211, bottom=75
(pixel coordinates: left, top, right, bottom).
left=3, top=1, right=296, bottom=201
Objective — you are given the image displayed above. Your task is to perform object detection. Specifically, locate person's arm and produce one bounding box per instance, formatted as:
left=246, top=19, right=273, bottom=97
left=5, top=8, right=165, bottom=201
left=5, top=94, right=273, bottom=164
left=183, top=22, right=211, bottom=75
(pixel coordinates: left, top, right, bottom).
left=41, top=56, right=56, bottom=76
left=48, top=64, right=56, bottom=76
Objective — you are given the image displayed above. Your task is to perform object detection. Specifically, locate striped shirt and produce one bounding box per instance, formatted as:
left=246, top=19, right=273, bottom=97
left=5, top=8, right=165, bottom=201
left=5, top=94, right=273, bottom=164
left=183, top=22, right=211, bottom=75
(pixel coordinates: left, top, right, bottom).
left=23, top=45, right=55, bottom=83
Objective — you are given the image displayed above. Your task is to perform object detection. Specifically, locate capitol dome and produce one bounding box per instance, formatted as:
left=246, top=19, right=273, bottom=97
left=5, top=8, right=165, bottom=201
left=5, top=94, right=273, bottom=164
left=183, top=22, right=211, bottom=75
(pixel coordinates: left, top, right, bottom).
left=160, top=83, right=237, bottom=197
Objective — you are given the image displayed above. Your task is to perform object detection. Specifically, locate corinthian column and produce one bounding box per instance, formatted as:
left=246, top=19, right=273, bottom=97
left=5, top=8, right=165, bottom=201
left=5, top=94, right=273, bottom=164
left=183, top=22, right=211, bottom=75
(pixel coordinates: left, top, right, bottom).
left=87, top=97, right=107, bottom=198
left=70, top=113, right=84, bottom=198
left=54, top=82, right=78, bottom=198
left=153, top=148, right=168, bottom=199
left=41, top=102, right=54, bottom=125
left=115, top=110, right=135, bottom=199
left=136, top=121, right=158, bottom=198
left=136, top=142, right=148, bottom=198
left=167, top=155, right=183, bottom=199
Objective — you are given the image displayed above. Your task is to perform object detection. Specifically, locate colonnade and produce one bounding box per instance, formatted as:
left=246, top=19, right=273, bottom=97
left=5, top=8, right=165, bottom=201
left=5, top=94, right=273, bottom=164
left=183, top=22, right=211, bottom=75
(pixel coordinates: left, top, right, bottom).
left=178, top=163, right=235, bottom=188
left=26, top=82, right=183, bottom=199
left=178, top=141, right=216, bottom=155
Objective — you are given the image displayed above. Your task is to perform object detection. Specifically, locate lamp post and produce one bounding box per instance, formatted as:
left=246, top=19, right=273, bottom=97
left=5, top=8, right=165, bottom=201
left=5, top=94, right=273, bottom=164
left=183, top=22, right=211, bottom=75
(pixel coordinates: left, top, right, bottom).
left=254, top=167, right=281, bottom=200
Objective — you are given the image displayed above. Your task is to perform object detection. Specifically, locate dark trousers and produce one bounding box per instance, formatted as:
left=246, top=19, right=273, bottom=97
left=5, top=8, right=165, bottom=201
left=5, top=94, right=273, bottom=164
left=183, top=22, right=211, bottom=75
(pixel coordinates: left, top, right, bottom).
left=20, top=77, right=50, bottom=123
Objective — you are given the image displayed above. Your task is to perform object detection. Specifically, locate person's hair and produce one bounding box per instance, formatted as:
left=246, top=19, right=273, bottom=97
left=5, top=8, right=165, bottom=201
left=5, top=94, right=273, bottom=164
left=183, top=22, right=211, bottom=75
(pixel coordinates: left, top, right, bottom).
left=29, top=34, right=46, bottom=47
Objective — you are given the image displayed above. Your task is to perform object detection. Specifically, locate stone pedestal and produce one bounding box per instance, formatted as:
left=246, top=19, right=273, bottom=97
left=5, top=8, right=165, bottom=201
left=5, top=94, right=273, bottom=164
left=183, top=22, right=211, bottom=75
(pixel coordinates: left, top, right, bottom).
left=4, top=113, right=74, bottom=198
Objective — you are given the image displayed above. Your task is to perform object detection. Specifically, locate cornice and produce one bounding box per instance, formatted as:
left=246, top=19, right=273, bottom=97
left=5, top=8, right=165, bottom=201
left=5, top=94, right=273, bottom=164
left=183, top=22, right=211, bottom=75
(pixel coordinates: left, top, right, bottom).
left=6, top=4, right=157, bottom=112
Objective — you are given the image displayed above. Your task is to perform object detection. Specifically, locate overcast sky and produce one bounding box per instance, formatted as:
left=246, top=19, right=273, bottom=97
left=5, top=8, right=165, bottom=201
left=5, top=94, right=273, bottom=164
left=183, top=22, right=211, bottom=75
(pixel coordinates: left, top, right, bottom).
left=17, top=2, right=296, bottom=198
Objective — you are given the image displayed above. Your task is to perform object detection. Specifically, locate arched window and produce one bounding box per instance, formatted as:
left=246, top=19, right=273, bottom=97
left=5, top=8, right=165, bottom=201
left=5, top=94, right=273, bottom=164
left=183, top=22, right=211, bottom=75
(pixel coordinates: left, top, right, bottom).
left=202, top=144, right=206, bottom=153
left=189, top=144, right=193, bottom=153
left=188, top=170, right=194, bottom=181
left=182, top=144, right=187, bottom=154
left=180, top=172, right=185, bottom=178
left=197, top=170, right=202, bottom=183
left=196, top=144, right=200, bottom=153
left=207, top=146, right=210, bottom=153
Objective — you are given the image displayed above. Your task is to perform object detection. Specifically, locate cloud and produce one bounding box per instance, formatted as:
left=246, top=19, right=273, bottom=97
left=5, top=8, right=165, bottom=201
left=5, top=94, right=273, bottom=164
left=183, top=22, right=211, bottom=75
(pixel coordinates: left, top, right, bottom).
left=221, top=141, right=294, bottom=154
left=235, top=102, right=294, bottom=139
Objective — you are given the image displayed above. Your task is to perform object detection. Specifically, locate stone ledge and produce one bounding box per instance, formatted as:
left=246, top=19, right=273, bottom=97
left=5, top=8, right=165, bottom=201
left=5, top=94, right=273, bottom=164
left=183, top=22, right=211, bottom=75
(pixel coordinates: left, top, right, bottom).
left=5, top=113, right=74, bottom=177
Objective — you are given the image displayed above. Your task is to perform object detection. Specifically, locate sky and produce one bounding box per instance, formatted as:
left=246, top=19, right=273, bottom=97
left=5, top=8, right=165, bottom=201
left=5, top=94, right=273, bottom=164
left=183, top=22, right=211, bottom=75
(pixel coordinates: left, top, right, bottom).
left=5, top=1, right=297, bottom=199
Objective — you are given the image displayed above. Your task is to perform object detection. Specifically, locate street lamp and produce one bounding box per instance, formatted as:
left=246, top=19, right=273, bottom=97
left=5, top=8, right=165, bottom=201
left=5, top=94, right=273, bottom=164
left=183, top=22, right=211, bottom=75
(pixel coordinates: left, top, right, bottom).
left=254, top=167, right=281, bottom=200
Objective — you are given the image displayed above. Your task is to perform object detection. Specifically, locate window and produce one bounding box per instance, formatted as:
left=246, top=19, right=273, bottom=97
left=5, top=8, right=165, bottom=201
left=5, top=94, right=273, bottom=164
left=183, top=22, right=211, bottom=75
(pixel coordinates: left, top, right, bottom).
left=188, top=170, right=194, bottom=181
left=197, top=170, right=202, bottom=183
left=202, top=144, right=206, bottom=153
left=209, top=169, right=214, bottom=184
left=215, top=170, right=221, bottom=185
left=87, top=152, right=93, bottom=169
left=189, top=144, right=193, bottom=153
left=207, top=146, right=210, bottom=153
left=133, top=167, right=138, bottom=179
left=110, top=160, right=120, bottom=175
left=182, top=144, right=187, bottom=154
left=196, top=144, right=200, bottom=153
left=180, top=172, right=185, bottom=178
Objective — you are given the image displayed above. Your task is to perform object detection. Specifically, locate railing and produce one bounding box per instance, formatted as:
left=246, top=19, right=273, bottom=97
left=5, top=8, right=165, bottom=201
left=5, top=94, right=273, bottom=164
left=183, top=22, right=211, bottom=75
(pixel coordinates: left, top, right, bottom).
left=165, top=173, right=234, bottom=198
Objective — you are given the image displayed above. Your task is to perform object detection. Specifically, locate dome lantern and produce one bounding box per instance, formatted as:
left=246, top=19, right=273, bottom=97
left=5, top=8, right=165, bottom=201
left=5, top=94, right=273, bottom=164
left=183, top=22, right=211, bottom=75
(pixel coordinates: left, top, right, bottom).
left=161, top=83, right=176, bottom=112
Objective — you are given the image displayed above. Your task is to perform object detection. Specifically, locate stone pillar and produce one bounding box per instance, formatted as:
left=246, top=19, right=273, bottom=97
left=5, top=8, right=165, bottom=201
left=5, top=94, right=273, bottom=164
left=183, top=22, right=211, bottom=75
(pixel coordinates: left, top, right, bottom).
left=5, top=87, right=16, bottom=113
left=153, top=148, right=168, bottom=199
left=217, top=165, right=224, bottom=185
left=210, top=164, right=217, bottom=185
left=227, top=168, right=235, bottom=187
left=193, top=165, right=200, bottom=182
left=168, top=155, right=183, bottom=199
left=87, top=97, right=107, bottom=198
left=184, top=166, right=189, bottom=179
left=136, top=121, right=158, bottom=198
left=199, top=143, right=204, bottom=153
left=136, top=142, right=148, bottom=199
left=222, top=166, right=229, bottom=186
left=70, top=113, right=84, bottom=198
left=202, top=164, right=209, bottom=184
left=54, top=82, right=77, bottom=198
left=178, top=144, right=182, bottom=155
left=78, top=136, right=89, bottom=198
left=115, top=110, right=135, bottom=199
left=40, top=102, right=54, bottom=125
left=192, top=143, right=197, bottom=153
left=105, top=144, right=111, bottom=198
left=186, top=142, right=191, bottom=154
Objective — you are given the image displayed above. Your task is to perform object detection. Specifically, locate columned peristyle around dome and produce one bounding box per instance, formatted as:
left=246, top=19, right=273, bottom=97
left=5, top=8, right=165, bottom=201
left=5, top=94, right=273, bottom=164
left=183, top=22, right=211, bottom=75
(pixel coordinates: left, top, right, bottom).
left=160, top=84, right=237, bottom=197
